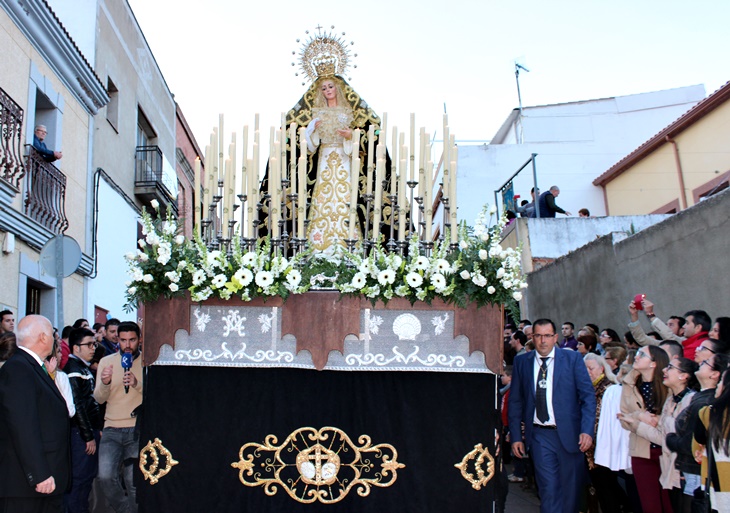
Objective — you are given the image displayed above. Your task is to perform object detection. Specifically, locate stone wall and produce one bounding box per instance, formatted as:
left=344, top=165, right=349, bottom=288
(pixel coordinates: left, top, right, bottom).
left=524, top=188, right=729, bottom=333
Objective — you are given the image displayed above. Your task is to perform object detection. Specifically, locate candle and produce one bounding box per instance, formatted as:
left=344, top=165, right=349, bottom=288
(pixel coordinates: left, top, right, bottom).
left=399, top=154, right=407, bottom=239
left=241, top=126, right=248, bottom=197
left=425, top=160, right=433, bottom=241
left=246, top=158, right=254, bottom=238
left=194, top=157, right=201, bottom=237
left=289, top=123, right=296, bottom=184
left=210, top=130, right=218, bottom=202
left=381, top=113, right=387, bottom=146
left=349, top=155, right=360, bottom=241
left=203, top=144, right=211, bottom=211
left=366, top=125, right=375, bottom=195
left=270, top=156, right=278, bottom=238
left=351, top=128, right=361, bottom=205
left=373, top=154, right=384, bottom=243
left=409, top=114, right=415, bottom=183
left=218, top=114, right=225, bottom=183
left=391, top=127, right=398, bottom=196
left=450, top=148, right=458, bottom=244
left=298, top=127, right=307, bottom=239
left=222, top=157, right=231, bottom=230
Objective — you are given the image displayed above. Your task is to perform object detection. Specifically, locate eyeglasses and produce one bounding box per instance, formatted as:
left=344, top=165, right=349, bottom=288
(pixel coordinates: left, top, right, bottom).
left=696, top=345, right=716, bottom=355
left=665, top=363, right=680, bottom=372
left=700, top=360, right=713, bottom=369
left=635, top=351, right=653, bottom=361
left=605, top=356, right=615, bottom=361
left=533, top=334, right=557, bottom=341
left=78, top=342, right=99, bottom=348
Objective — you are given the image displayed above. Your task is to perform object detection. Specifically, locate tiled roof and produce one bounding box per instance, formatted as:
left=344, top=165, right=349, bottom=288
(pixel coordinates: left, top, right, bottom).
left=593, top=80, right=730, bottom=186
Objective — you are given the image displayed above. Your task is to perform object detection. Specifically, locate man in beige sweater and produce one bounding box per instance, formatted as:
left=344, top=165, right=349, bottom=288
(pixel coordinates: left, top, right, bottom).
left=93, top=321, right=143, bottom=513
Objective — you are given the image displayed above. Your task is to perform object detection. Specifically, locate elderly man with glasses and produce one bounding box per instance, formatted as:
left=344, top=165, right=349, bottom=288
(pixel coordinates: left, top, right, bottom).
left=65, top=328, right=104, bottom=512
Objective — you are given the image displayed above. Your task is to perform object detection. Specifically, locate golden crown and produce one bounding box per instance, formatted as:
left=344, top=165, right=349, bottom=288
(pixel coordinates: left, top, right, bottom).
left=293, top=25, right=356, bottom=85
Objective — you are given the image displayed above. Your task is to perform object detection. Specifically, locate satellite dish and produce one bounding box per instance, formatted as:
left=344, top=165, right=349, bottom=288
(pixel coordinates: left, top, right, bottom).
left=40, top=235, right=82, bottom=278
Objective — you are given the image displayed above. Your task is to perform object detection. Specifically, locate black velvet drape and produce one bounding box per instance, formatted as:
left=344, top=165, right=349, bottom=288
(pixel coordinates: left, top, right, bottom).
left=137, top=366, right=498, bottom=512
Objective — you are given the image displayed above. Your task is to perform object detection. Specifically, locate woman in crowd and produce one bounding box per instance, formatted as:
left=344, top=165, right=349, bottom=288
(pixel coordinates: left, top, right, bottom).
left=45, top=340, right=75, bottom=418
left=577, top=327, right=599, bottom=356
left=600, top=328, right=623, bottom=347
left=694, top=368, right=730, bottom=513
left=605, top=346, right=628, bottom=375
left=584, top=353, right=625, bottom=512
left=666, top=351, right=727, bottom=512
left=0, top=331, right=16, bottom=367
left=708, top=317, right=729, bottom=343
left=619, top=345, right=671, bottom=512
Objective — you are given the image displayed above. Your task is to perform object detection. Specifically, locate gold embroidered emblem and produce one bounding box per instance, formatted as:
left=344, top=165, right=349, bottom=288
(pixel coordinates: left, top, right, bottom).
left=454, top=443, right=495, bottom=490
left=139, top=438, right=179, bottom=485
left=231, top=426, right=405, bottom=504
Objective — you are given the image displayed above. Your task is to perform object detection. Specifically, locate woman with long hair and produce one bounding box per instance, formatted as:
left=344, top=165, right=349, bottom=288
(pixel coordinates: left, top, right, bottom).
left=708, top=317, right=729, bottom=343
left=600, top=328, right=622, bottom=347
left=619, top=345, right=672, bottom=512
left=694, top=365, right=730, bottom=513
left=667, top=351, right=727, bottom=512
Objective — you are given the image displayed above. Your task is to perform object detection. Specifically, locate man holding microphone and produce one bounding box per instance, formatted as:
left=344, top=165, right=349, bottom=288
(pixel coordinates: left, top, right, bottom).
left=93, top=321, right=143, bottom=513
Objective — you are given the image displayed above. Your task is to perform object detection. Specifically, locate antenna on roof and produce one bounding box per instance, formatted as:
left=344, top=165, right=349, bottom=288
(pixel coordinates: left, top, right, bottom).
left=514, top=61, right=530, bottom=144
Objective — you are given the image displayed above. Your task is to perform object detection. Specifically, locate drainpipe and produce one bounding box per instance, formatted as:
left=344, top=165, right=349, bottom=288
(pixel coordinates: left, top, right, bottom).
left=665, top=136, right=688, bottom=210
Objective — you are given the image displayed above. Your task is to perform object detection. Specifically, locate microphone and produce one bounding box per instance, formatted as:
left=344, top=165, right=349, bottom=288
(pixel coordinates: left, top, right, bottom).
left=121, top=352, right=133, bottom=394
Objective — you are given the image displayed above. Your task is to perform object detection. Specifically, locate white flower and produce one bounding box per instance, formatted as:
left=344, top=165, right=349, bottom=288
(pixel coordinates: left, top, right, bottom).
left=520, top=282, right=528, bottom=289
left=255, top=271, right=274, bottom=288
left=430, top=273, right=446, bottom=291
left=459, top=240, right=468, bottom=249
left=488, top=205, right=497, bottom=215
left=142, top=274, right=153, bottom=283
left=138, top=253, right=149, bottom=262
left=175, top=235, right=185, bottom=245
left=163, top=221, right=176, bottom=235
left=211, top=274, right=227, bottom=289
left=191, top=287, right=213, bottom=302
left=132, top=268, right=144, bottom=282
left=406, top=272, right=423, bottom=288
left=472, top=274, right=487, bottom=287
left=435, top=259, right=450, bottom=273
left=390, top=255, right=403, bottom=269
left=124, top=252, right=136, bottom=261
left=157, top=252, right=171, bottom=265
left=286, top=269, right=302, bottom=287
left=478, top=249, right=488, bottom=260
left=128, top=286, right=137, bottom=295
left=512, top=291, right=523, bottom=301
left=377, top=269, right=396, bottom=286
left=502, top=280, right=513, bottom=290
left=138, top=239, right=147, bottom=248
left=150, top=199, right=160, bottom=209
left=358, top=259, right=371, bottom=274
left=146, top=232, right=160, bottom=246
left=487, top=286, right=496, bottom=294
left=351, top=272, right=367, bottom=289
left=192, top=269, right=206, bottom=286
left=206, top=251, right=221, bottom=268
left=169, top=283, right=179, bottom=292
left=234, top=268, right=253, bottom=287
left=241, top=252, right=256, bottom=266
left=164, top=271, right=180, bottom=283
left=480, top=233, right=489, bottom=242
left=496, top=268, right=506, bottom=279
left=177, top=260, right=187, bottom=270
left=460, top=270, right=471, bottom=280
left=124, top=281, right=131, bottom=287
left=414, top=256, right=430, bottom=271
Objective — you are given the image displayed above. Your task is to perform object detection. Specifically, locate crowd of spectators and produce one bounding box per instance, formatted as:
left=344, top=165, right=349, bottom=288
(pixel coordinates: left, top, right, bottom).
left=0, top=311, right=142, bottom=513
left=500, top=297, right=730, bottom=513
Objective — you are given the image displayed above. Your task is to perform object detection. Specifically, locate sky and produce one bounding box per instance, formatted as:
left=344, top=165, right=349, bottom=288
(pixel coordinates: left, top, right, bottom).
left=126, top=0, right=729, bottom=157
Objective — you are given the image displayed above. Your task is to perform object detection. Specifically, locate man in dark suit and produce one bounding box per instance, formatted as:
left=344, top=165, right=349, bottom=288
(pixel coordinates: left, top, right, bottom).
left=508, top=318, right=596, bottom=513
left=0, top=315, right=71, bottom=512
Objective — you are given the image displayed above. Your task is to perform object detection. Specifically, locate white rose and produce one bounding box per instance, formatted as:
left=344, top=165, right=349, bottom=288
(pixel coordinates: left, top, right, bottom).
left=175, top=235, right=185, bottom=245
left=478, top=249, right=488, bottom=260
left=150, top=199, right=160, bottom=209
left=487, top=286, right=496, bottom=294
left=138, top=253, right=149, bottom=262
left=169, top=283, right=179, bottom=292
left=459, top=240, right=468, bottom=250
left=128, top=286, right=137, bottom=295
left=460, top=270, right=471, bottom=280
left=472, top=275, right=487, bottom=287
left=512, top=291, right=523, bottom=301
left=124, top=252, right=136, bottom=260
left=138, top=239, right=147, bottom=248
left=496, top=268, right=505, bottom=279
left=142, top=274, right=154, bottom=283
left=488, top=205, right=497, bottom=215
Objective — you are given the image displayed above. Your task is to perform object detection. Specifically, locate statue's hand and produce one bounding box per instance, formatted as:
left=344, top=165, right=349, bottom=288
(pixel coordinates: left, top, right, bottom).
left=337, top=128, right=352, bottom=140
left=314, top=120, right=322, bottom=130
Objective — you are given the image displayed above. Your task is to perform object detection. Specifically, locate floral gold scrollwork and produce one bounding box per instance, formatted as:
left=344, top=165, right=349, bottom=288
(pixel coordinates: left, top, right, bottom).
left=231, top=426, right=405, bottom=504
left=139, top=438, right=179, bottom=485
left=454, top=443, right=495, bottom=490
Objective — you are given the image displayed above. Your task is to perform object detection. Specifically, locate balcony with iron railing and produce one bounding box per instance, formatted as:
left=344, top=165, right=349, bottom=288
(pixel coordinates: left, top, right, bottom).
left=24, top=145, right=69, bottom=233
left=0, top=86, right=26, bottom=191
left=135, top=145, right=177, bottom=214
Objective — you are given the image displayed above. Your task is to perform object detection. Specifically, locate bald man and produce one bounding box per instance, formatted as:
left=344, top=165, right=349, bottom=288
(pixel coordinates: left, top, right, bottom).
left=0, top=315, right=71, bottom=512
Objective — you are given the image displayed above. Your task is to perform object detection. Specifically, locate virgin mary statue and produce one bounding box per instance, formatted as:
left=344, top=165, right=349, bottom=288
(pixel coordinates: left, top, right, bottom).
left=258, top=28, right=394, bottom=256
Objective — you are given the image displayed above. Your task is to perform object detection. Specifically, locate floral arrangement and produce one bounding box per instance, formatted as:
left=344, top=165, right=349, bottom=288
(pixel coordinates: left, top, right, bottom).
left=124, top=202, right=527, bottom=316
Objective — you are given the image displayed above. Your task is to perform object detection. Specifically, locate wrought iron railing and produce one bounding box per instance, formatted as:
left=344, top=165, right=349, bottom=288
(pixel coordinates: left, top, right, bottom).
left=24, top=145, right=69, bottom=233
left=0, top=87, right=26, bottom=188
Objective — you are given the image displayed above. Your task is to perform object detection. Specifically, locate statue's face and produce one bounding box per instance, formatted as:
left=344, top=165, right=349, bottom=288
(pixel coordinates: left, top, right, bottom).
left=321, top=80, right=337, bottom=101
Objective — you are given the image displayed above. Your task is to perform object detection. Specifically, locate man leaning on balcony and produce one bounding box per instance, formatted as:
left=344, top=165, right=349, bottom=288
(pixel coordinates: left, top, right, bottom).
left=33, top=125, right=63, bottom=163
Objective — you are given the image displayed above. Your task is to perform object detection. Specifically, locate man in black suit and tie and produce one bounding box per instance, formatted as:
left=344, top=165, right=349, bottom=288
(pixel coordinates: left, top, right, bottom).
left=0, top=315, right=71, bottom=512
left=508, top=318, right=596, bottom=513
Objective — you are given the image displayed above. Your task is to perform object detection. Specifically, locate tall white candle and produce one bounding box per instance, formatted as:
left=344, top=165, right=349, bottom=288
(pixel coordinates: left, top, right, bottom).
left=399, top=155, right=407, bottom=239
left=373, top=154, right=384, bottom=244
left=409, top=114, right=415, bottom=183
left=366, top=125, right=375, bottom=195
left=222, top=157, right=231, bottom=230
left=246, top=158, right=254, bottom=239
left=194, top=157, right=201, bottom=237
left=425, top=160, right=433, bottom=242
left=241, top=126, right=248, bottom=197
left=391, top=127, right=398, bottom=196
left=228, top=138, right=237, bottom=225
left=450, top=148, right=458, bottom=244
left=218, top=114, right=225, bottom=182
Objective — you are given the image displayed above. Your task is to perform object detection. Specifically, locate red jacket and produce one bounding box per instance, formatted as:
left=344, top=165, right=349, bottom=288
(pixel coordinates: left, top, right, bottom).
left=682, top=331, right=708, bottom=360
